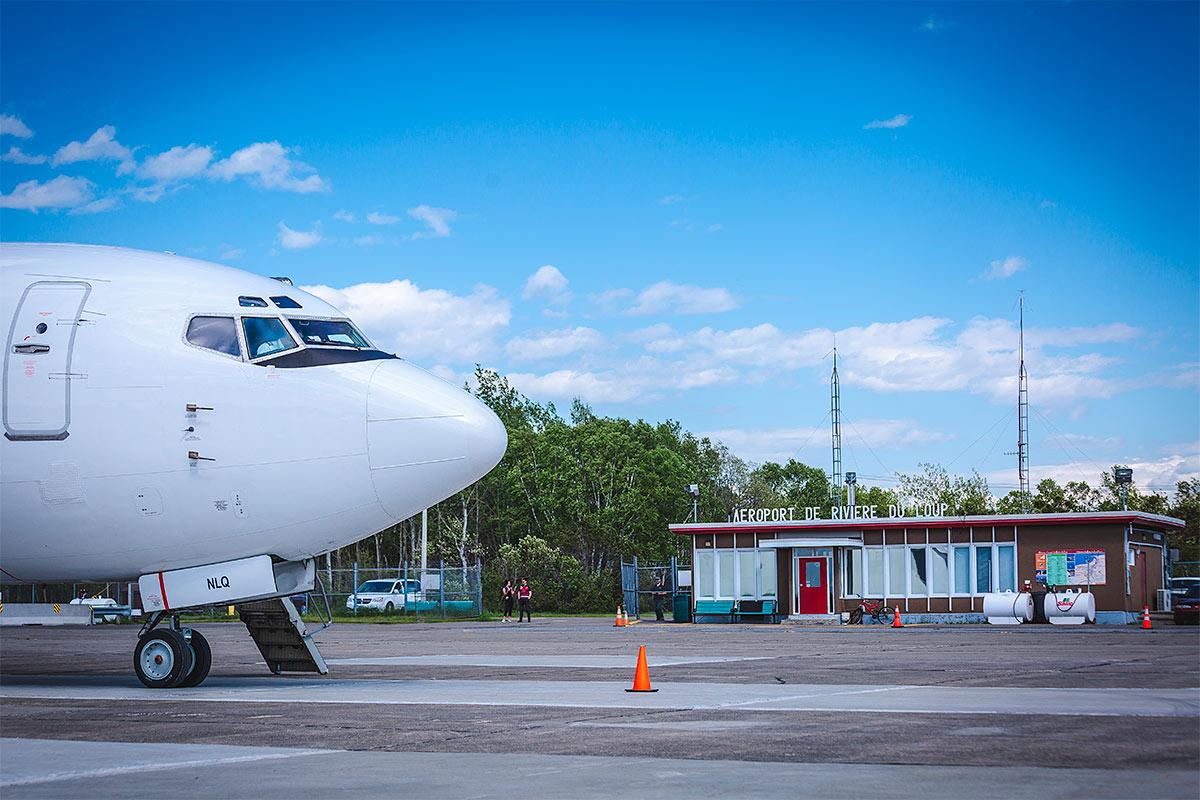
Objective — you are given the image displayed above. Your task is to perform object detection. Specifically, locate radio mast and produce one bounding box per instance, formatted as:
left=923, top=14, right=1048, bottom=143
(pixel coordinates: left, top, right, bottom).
left=1017, top=293, right=1031, bottom=512
left=831, top=348, right=843, bottom=502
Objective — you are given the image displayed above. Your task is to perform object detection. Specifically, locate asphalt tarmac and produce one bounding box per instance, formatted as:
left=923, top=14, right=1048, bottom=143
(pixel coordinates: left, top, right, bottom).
left=2, top=618, right=1198, bottom=798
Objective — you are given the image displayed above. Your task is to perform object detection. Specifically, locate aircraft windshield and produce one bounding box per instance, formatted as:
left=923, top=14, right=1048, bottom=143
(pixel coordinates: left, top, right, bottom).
left=243, top=317, right=299, bottom=359
left=357, top=580, right=397, bottom=593
left=288, top=318, right=371, bottom=348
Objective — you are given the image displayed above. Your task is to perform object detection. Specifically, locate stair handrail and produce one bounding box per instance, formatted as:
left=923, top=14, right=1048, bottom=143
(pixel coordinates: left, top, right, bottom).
left=308, top=572, right=334, bottom=633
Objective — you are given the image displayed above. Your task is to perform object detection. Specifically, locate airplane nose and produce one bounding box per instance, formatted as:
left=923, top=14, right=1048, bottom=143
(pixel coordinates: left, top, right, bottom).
left=366, top=360, right=508, bottom=521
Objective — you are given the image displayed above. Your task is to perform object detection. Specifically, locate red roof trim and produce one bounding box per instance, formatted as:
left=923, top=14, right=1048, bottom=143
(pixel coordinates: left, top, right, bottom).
left=669, top=512, right=1183, bottom=536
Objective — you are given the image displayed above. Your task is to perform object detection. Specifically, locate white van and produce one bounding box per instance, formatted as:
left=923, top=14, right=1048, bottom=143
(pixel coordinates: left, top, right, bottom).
left=346, top=579, right=422, bottom=612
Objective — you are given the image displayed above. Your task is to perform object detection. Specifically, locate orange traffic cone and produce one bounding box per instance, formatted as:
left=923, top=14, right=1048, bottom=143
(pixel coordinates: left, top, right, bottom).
left=624, top=609, right=634, bottom=626
left=1142, top=607, right=1152, bottom=630
left=625, top=645, right=658, bottom=693
left=614, top=606, right=624, bottom=627
left=892, top=606, right=904, bottom=628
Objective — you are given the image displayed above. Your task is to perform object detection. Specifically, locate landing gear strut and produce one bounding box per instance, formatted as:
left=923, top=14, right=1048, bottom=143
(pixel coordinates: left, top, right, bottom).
left=133, top=612, right=212, bottom=688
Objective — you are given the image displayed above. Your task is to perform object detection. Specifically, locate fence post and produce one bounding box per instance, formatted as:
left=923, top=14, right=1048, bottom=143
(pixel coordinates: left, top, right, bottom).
left=476, top=558, right=483, bottom=617
left=439, top=560, right=445, bottom=615
left=404, top=560, right=410, bottom=617
left=352, top=561, right=359, bottom=615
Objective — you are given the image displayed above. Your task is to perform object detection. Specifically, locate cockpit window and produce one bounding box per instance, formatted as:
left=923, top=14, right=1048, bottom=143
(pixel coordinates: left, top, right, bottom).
left=287, top=318, right=371, bottom=348
left=186, top=316, right=241, bottom=358
left=242, top=317, right=299, bottom=359
left=270, top=296, right=302, bottom=309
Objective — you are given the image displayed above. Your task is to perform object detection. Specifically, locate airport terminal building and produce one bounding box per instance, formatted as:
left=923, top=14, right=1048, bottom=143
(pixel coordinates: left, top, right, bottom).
left=671, top=510, right=1184, bottom=624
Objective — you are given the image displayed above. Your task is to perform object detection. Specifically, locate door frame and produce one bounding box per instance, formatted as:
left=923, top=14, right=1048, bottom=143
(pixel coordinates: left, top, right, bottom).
left=793, top=554, right=833, bottom=615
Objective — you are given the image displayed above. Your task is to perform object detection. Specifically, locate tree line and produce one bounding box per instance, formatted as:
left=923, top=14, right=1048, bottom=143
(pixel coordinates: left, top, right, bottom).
left=337, top=368, right=1198, bottom=611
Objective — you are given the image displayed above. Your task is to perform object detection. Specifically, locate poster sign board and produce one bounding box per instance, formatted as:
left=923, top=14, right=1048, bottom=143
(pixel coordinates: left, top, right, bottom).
left=1036, top=550, right=1106, bottom=586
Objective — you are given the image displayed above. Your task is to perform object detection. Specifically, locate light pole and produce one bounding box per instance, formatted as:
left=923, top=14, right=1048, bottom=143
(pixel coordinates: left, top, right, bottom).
left=686, top=484, right=700, bottom=523
left=1114, top=467, right=1133, bottom=511
left=846, top=471, right=857, bottom=512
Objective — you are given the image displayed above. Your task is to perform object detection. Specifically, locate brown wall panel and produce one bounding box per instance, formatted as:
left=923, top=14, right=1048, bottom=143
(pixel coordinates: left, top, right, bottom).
left=776, top=549, right=792, bottom=615
left=715, top=533, right=734, bottom=549
left=736, top=533, right=755, bottom=549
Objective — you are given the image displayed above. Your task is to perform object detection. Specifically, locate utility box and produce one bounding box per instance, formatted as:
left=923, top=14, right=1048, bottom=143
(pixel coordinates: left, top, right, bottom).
left=673, top=593, right=692, bottom=623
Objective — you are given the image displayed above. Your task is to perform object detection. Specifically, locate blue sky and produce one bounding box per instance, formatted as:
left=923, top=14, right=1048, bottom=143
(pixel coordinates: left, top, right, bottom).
left=2, top=1, right=1197, bottom=493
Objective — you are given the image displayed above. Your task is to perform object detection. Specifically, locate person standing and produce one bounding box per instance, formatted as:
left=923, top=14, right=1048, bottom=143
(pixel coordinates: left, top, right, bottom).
left=517, top=578, right=532, bottom=623
left=501, top=579, right=515, bottom=623
left=651, top=573, right=669, bottom=621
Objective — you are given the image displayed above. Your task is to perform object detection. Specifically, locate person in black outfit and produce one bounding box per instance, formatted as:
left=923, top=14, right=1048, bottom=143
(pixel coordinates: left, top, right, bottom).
left=501, top=579, right=515, bottom=623
left=652, top=573, right=669, bottom=621
left=517, top=578, right=532, bottom=622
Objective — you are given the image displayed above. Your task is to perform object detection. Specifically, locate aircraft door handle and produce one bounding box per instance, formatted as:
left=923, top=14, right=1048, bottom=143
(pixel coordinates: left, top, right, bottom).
left=187, top=451, right=216, bottom=462
left=185, top=404, right=214, bottom=412
left=12, top=344, right=50, bottom=354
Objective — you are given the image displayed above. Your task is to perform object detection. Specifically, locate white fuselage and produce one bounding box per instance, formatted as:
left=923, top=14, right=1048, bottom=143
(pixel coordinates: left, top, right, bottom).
left=0, top=244, right=506, bottom=584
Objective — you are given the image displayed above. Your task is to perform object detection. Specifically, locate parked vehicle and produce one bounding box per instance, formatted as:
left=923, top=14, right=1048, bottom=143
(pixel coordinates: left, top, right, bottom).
left=1172, top=585, right=1200, bottom=625
left=69, top=596, right=123, bottom=623
left=1168, top=577, right=1200, bottom=598
left=345, top=579, right=422, bottom=612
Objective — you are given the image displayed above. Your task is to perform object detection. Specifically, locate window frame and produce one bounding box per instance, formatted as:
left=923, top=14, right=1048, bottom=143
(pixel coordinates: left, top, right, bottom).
left=182, top=314, right=245, bottom=361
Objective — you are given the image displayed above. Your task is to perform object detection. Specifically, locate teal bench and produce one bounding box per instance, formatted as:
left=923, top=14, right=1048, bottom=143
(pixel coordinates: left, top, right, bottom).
left=694, top=600, right=735, bottom=622
left=734, top=599, right=777, bottom=623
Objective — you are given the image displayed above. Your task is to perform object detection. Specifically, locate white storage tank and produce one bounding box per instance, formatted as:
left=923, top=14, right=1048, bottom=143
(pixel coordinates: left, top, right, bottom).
left=983, top=591, right=1035, bottom=625
left=1044, top=590, right=1096, bottom=624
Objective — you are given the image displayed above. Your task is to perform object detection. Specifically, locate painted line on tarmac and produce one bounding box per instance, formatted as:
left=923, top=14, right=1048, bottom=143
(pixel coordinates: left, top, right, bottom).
left=0, top=740, right=333, bottom=788
left=325, top=654, right=771, bottom=668
left=2, top=676, right=1196, bottom=718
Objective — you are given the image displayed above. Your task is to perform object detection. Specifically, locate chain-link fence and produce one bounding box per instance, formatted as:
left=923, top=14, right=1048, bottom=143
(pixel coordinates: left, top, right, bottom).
left=320, top=561, right=483, bottom=619
left=2, top=561, right=484, bottom=622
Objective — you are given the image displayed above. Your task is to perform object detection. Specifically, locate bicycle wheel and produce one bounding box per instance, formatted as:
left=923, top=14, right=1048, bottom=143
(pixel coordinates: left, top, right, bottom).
left=874, top=607, right=894, bottom=624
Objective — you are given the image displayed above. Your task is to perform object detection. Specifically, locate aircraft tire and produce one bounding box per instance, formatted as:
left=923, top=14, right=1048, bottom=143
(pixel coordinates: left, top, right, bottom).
left=134, top=628, right=194, bottom=689
left=178, top=629, right=212, bottom=688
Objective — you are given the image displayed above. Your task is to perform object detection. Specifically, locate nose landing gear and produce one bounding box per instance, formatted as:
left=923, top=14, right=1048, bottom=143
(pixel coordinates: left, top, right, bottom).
left=133, top=612, right=212, bottom=688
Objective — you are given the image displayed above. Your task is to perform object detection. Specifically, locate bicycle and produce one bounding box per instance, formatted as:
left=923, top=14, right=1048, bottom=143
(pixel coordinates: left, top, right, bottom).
left=850, top=598, right=894, bottom=624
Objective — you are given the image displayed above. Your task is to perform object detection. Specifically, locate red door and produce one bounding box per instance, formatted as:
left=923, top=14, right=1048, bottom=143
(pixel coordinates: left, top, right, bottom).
left=797, top=558, right=828, bottom=614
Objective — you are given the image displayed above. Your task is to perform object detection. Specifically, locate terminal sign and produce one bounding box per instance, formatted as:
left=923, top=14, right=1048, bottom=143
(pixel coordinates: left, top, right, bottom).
left=733, top=503, right=950, bottom=523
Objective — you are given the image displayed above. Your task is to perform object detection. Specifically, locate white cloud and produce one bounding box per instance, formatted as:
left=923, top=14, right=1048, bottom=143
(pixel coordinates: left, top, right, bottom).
left=988, top=452, right=1200, bottom=494
left=522, top=265, right=571, bottom=304
left=670, top=219, right=694, bottom=231
left=408, top=204, right=457, bottom=238
left=51, top=125, right=135, bottom=174
left=1, top=146, right=47, bottom=164
left=984, top=255, right=1029, bottom=281
left=332, top=209, right=357, bottom=223
left=704, top=421, right=953, bottom=465
left=353, top=235, right=385, bottom=247
left=659, top=194, right=685, bottom=205
left=627, top=281, right=739, bottom=315
left=505, top=327, right=605, bottom=361
left=367, top=211, right=400, bottom=225
left=1040, top=199, right=1057, bottom=209
left=302, top=279, right=511, bottom=362
left=218, top=244, right=244, bottom=260
left=69, top=195, right=120, bottom=215
left=864, top=114, right=912, bottom=130
left=0, top=175, right=94, bottom=211
left=0, top=114, right=33, bottom=138
left=209, top=142, right=328, bottom=193
left=137, top=144, right=213, bottom=182
left=507, top=356, right=739, bottom=404
left=636, top=316, right=1145, bottom=406
left=708, top=223, right=724, bottom=232
left=275, top=221, right=323, bottom=250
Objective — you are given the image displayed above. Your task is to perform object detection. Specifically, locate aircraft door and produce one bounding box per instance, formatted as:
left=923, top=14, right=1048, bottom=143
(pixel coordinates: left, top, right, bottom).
left=3, top=280, right=91, bottom=440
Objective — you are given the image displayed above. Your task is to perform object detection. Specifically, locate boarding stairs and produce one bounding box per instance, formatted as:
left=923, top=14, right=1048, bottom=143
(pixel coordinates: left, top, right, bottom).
left=238, top=597, right=328, bottom=675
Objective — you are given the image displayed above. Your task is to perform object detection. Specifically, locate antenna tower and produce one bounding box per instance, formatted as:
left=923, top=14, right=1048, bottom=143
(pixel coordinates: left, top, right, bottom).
left=1017, top=294, right=1031, bottom=511
left=830, top=348, right=843, bottom=501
